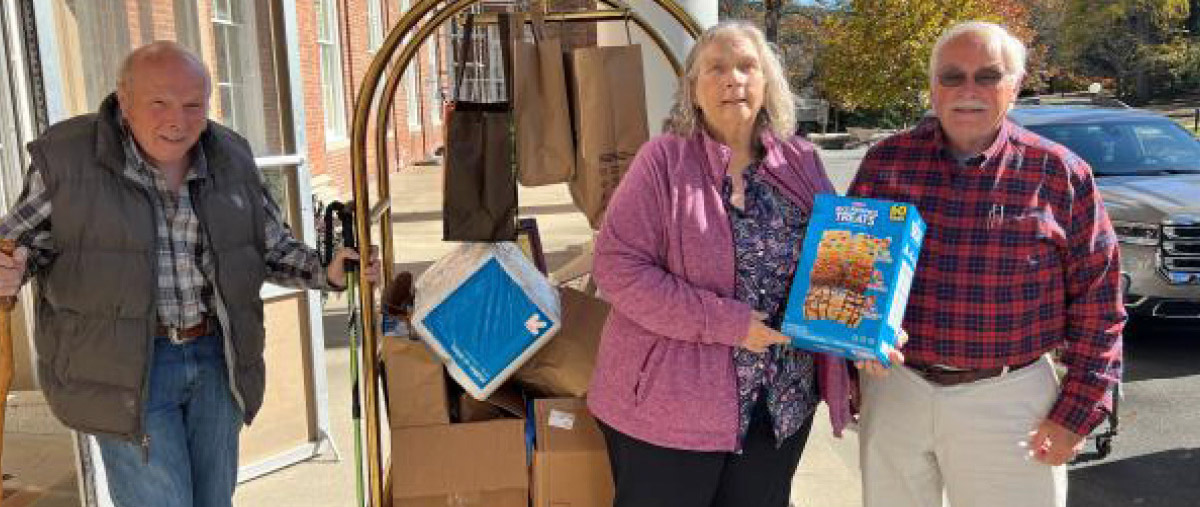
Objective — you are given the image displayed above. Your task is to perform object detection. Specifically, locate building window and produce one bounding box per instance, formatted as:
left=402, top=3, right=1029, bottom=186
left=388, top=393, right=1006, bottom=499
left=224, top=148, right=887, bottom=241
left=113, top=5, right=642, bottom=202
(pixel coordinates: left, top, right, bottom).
left=450, top=21, right=506, bottom=103
left=211, top=0, right=244, bottom=134
left=316, top=0, right=347, bottom=140
left=205, top=0, right=273, bottom=151
left=428, top=40, right=441, bottom=125
left=406, top=68, right=420, bottom=131
left=367, top=0, right=384, bottom=51
left=485, top=25, right=505, bottom=101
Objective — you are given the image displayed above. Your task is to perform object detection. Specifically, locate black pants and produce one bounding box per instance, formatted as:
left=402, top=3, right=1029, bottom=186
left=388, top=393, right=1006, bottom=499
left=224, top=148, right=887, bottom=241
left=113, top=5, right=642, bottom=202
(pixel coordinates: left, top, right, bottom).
left=599, top=402, right=815, bottom=507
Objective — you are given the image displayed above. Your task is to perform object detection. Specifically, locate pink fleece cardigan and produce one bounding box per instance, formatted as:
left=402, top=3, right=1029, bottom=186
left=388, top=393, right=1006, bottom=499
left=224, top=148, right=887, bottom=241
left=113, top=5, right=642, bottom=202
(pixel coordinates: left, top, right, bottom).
left=586, top=129, right=854, bottom=451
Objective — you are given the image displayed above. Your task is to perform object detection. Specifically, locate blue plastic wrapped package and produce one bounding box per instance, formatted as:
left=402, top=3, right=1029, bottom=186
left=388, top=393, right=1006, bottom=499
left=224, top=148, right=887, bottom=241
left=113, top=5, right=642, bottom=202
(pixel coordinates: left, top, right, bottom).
left=782, top=195, right=925, bottom=366
left=413, top=243, right=562, bottom=400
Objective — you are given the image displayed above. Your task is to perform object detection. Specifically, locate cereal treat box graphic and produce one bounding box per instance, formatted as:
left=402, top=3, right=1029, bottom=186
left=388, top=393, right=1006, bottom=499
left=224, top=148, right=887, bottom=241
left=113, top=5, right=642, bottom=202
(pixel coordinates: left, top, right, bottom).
left=782, top=194, right=925, bottom=366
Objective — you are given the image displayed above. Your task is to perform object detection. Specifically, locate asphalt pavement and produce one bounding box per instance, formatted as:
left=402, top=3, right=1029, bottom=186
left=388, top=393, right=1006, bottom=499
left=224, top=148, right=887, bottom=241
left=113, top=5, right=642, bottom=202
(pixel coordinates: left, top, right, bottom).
left=1067, top=318, right=1200, bottom=507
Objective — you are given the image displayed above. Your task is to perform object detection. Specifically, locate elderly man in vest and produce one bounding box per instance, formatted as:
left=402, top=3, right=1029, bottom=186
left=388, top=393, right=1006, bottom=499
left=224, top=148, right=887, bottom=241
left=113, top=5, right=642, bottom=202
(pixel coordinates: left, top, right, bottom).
left=0, top=41, right=378, bottom=506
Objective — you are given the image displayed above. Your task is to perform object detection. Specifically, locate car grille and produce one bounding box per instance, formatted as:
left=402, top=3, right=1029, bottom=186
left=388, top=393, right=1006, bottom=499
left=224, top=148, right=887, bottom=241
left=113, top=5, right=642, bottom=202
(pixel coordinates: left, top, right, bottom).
left=1162, top=225, right=1200, bottom=273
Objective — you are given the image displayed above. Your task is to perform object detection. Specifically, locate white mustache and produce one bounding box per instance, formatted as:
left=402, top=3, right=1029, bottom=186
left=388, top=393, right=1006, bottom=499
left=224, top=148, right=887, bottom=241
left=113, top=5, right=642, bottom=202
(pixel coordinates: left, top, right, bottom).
left=950, top=100, right=989, bottom=111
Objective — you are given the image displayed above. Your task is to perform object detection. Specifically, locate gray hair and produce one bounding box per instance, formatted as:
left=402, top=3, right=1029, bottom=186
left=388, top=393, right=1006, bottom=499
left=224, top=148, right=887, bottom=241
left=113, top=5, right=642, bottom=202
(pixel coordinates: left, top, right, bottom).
left=930, top=22, right=1027, bottom=84
left=116, top=41, right=210, bottom=94
left=663, top=21, right=795, bottom=138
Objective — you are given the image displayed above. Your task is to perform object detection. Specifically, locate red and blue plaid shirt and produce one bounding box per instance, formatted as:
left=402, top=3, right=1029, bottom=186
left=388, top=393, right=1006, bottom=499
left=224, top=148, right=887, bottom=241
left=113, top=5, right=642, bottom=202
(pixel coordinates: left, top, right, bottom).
left=849, top=117, right=1126, bottom=435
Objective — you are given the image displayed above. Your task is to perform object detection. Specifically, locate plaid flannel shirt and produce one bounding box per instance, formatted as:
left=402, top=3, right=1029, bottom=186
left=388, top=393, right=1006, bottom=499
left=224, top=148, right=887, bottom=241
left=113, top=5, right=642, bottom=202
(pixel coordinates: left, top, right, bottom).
left=0, top=126, right=332, bottom=330
left=848, top=117, right=1126, bottom=435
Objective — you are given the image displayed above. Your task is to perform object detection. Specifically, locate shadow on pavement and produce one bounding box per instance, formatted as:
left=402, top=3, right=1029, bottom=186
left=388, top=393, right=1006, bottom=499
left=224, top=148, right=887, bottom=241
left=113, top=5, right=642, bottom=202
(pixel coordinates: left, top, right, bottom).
left=1123, top=318, right=1200, bottom=382
left=1069, top=448, right=1200, bottom=507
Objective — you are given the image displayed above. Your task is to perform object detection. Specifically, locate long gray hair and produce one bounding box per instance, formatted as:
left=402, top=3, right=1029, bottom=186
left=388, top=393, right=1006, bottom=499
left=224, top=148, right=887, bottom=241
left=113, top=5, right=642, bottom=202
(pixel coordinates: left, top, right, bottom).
left=663, top=21, right=795, bottom=138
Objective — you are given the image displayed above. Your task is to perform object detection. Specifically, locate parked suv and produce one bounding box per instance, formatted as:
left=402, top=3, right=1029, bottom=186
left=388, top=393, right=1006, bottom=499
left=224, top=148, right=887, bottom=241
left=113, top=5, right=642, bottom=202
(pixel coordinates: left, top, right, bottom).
left=1009, top=107, right=1200, bottom=319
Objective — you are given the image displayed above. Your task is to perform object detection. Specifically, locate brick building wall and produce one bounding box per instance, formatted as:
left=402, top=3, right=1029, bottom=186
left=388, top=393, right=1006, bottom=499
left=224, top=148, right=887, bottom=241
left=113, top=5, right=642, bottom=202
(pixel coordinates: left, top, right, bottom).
left=94, top=0, right=596, bottom=204
left=98, top=0, right=444, bottom=203
left=299, top=0, right=445, bottom=202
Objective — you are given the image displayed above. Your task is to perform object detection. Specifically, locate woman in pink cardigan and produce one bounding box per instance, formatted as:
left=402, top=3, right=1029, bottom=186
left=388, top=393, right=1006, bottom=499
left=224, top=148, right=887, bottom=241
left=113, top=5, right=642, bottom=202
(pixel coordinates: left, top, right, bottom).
left=587, top=22, right=876, bottom=506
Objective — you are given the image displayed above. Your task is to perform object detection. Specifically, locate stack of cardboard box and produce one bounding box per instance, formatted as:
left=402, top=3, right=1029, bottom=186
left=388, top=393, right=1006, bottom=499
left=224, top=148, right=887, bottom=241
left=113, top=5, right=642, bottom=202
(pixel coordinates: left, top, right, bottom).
left=385, top=336, right=527, bottom=506
left=384, top=302, right=613, bottom=507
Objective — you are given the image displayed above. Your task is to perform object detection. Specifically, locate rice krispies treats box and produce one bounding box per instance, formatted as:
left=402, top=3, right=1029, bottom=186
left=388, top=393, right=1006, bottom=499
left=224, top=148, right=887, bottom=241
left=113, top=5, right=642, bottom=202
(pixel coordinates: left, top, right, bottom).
left=782, top=194, right=925, bottom=366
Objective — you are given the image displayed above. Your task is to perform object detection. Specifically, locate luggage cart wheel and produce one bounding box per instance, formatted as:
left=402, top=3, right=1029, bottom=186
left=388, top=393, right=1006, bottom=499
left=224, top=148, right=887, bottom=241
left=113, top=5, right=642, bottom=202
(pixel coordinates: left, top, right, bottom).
left=1096, top=436, right=1113, bottom=458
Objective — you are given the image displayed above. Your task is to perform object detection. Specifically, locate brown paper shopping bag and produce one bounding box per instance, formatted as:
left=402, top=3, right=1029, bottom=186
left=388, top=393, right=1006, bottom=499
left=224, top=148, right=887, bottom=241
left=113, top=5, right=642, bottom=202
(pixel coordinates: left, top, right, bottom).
left=567, top=44, right=649, bottom=229
left=442, top=14, right=518, bottom=241
left=512, top=12, right=575, bottom=186
left=383, top=338, right=450, bottom=428
left=513, top=287, right=609, bottom=397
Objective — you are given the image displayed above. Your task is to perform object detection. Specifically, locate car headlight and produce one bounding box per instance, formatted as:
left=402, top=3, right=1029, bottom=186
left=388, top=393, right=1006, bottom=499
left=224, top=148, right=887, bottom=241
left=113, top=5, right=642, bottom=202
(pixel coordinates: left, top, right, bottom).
left=1112, top=221, right=1160, bottom=246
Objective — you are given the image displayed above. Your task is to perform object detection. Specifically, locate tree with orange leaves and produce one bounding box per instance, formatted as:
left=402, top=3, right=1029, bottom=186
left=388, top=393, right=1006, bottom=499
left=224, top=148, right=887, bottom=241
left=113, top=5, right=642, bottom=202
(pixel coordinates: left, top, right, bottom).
left=816, top=0, right=1036, bottom=114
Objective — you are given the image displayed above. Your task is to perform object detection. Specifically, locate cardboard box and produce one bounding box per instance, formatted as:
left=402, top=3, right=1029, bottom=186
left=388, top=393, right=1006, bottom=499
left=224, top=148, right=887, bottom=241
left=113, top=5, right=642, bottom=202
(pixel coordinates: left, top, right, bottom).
left=514, top=287, right=609, bottom=397
left=391, top=419, right=529, bottom=507
left=782, top=194, right=925, bottom=365
left=531, top=398, right=613, bottom=507
left=383, top=337, right=450, bottom=428
left=458, top=383, right=527, bottom=423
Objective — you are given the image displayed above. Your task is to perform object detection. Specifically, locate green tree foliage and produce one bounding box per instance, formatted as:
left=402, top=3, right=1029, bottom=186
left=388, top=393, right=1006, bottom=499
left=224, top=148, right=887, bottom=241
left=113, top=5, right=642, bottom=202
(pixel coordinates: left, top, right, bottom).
left=1060, top=0, right=1191, bottom=101
left=815, top=0, right=1034, bottom=113
left=717, top=1, right=838, bottom=95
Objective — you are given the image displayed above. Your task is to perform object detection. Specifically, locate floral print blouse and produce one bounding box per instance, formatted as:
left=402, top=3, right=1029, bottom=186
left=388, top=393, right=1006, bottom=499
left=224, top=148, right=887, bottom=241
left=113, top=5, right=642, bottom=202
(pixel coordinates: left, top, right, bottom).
left=722, top=162, right=820, bottom=449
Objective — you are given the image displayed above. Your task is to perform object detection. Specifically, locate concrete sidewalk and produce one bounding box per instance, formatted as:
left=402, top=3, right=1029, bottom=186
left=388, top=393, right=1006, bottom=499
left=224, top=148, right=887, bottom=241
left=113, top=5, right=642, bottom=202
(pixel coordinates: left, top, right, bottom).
left=793, top=409, right=861, bottom=507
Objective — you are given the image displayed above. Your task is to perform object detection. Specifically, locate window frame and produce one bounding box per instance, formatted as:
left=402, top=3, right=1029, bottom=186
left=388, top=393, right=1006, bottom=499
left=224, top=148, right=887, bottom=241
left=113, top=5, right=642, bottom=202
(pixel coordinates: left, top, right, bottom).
left=315, top=0, right=348, bottom=141
left=428, top=38, right=441, bottom=125
left=367, top=0, right=384, bottom=52
left=211, top=0, right=244, bottom=134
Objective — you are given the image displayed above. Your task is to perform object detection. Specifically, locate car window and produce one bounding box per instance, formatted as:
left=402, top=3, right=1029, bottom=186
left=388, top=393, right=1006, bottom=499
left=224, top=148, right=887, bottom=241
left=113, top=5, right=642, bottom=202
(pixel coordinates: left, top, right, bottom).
left=1028, top=120, right=1200, bottom=174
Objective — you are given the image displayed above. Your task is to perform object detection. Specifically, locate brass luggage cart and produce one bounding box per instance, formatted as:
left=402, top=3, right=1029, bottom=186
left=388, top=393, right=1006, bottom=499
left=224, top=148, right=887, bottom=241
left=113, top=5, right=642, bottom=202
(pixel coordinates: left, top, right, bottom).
left=344, top=1, right=702, bottom=504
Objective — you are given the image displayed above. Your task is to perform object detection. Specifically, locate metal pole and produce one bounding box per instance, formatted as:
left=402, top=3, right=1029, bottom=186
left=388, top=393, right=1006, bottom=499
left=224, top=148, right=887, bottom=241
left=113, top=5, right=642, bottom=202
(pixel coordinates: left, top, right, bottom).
left=345, top=274, right=365, bottom=507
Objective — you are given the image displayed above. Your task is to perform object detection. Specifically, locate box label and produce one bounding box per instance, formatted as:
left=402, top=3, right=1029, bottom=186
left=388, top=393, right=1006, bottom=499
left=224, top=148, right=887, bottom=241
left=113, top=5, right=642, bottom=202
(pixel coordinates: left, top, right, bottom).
left=548, top=409, right=576, bottom=430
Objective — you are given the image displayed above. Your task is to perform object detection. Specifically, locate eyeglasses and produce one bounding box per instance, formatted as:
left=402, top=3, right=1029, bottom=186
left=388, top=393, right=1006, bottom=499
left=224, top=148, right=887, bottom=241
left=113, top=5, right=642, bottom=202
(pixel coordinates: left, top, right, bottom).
left=936, top=68, right=1007, bottom=88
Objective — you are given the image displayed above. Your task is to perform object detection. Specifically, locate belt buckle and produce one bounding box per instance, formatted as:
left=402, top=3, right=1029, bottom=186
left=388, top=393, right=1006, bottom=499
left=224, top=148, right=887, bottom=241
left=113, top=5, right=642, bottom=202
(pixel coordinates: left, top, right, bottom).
left=167, top=326, right=196, bottom=345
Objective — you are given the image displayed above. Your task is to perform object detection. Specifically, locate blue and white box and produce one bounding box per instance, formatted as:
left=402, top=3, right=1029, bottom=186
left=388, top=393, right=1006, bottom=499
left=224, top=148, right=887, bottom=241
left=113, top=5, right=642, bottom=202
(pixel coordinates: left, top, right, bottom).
left=782, top=194, right=925, bottom=365
left=413, top=243, right=561, bottom=400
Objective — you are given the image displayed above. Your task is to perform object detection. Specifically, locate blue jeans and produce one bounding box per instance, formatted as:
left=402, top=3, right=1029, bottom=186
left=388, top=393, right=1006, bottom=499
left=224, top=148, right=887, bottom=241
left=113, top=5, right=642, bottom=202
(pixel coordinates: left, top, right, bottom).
left=95, top=333, right=243, bottom=507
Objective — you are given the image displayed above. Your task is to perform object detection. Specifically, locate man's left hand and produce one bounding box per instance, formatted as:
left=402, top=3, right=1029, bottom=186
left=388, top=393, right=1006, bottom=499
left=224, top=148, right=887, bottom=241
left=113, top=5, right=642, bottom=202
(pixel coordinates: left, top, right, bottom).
left=855, top=328, right=908, bottom=377
left=326, top=246, right=382, bottom=289
left=1027, top=419, right=1085, bottom=466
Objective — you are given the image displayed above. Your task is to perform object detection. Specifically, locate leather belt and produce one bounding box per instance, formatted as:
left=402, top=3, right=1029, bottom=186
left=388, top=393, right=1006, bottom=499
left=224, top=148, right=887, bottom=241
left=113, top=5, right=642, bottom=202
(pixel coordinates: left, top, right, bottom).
left=156, top=319, right=211, bottom=344
left=907, top=357, right=1040, bottom=387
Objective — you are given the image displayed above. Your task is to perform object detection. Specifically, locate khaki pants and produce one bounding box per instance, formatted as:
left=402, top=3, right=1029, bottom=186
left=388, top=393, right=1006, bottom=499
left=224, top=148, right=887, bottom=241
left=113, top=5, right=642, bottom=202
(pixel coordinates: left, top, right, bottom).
left=859, top=356, right=1067, bottom=507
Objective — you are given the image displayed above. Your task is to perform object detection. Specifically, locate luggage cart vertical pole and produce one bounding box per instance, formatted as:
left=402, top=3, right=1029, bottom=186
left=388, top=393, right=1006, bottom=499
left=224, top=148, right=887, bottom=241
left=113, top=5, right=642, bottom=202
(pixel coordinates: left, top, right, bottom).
left=350, top=194, right=384, bottom=507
